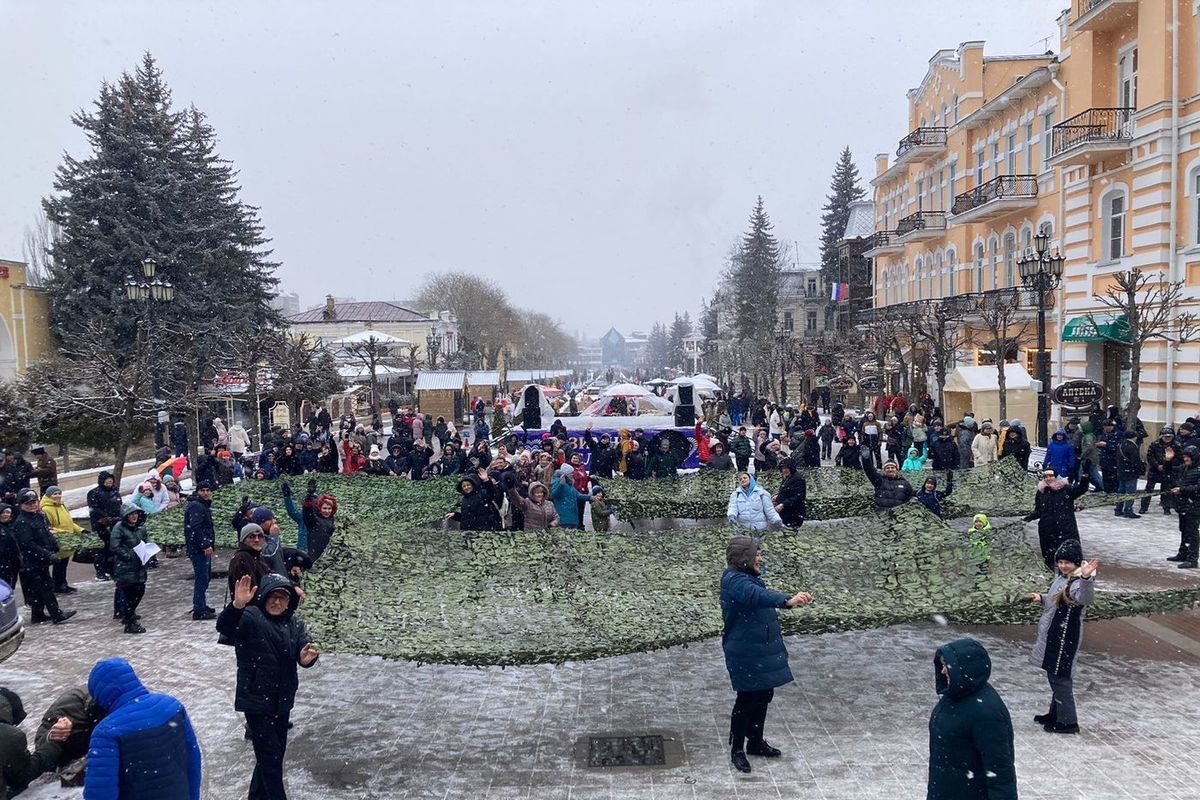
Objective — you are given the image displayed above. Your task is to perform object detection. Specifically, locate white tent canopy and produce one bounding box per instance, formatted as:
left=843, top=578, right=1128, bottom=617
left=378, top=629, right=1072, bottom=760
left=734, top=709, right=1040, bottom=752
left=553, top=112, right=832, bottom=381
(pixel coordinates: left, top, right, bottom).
left=337, top=364, right=411, bottom=380
left=604, top=382, right=653, bottom=397
left=580, top=391, right=673, bottom=417
left=670, top=375, right=721, bottom=392
left=334, top=329, right=411, bottom=346
left=943, top=363, right=1036, bottom=426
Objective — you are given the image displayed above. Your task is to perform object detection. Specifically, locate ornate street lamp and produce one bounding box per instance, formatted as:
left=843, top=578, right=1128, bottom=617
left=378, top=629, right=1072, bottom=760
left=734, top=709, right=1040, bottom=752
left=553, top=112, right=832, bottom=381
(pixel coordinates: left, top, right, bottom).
left=1017, top=237, right=1065, bottom=448
left=425, top=331, right=442, bottom=370
left=125, top=257, right=175, bottom=447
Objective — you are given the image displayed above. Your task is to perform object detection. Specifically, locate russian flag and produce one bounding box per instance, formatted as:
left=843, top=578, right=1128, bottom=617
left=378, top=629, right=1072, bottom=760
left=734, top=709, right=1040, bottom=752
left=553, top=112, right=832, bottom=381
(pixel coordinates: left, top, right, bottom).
left=831, top=283, right=848, bottom=302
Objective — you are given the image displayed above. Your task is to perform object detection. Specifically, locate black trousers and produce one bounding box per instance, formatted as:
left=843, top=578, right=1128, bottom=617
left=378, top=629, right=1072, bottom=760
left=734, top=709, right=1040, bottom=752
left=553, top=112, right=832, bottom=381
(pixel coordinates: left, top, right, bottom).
left=246, top=711, right=291, bottom=800
left=1180, top=513, right=1199, bottom=562
left=116, top=582, right=145, bottom=624
left=51, top=557, right=70, bottom=588
left=96, top=528, right=113, bottom=577
left=19, top=568, right=61, bottom=621
left=729, top=688, right=773, bottom=751
left=1141, top=472, right=1173, bottom=513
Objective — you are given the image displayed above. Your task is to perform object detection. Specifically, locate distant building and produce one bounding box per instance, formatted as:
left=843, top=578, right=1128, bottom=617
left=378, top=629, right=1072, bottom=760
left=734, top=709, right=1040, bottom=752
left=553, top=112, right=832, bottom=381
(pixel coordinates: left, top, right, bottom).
left=286, top=296, right=459, bottom=363
left=836, top=200, right=876, bottom=329
left=271, top=291, right=301, bottom=317
left=0, top=259, right=52, bottom=380
left=600, top=328, right=626, bottom=367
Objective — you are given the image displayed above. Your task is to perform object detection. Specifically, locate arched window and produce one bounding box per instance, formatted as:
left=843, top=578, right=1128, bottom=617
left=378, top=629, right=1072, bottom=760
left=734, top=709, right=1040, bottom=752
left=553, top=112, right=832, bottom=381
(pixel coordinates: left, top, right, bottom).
left=1188, top=165, right=1200, bottom=245
left=915, top=257, right=923, bottom=301
left=932, top=251, right=943, bottom=298
left=946, top=249, right=957, bottom=296
left=1003, top=233, right=1017, bottom=287
left=1020, top=225, right=1032, bottom=257
left=988, top=236, right=1000, bottom=291
left=974, top=243, right=986, bottom=293
left=1101, top=189, right=1127, bottom=261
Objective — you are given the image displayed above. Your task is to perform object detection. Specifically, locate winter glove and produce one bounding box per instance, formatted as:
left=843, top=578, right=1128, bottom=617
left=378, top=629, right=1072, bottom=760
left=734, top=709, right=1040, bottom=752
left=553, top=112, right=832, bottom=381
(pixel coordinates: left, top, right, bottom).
left=307, top=479, right=318, bottom=496
left=281, top=482, right=292, bottom=497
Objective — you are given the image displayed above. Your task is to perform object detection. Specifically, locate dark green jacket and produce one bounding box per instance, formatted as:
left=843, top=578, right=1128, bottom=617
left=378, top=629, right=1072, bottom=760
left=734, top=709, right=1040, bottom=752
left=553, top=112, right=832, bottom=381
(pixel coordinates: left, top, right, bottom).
left=110, top=518, right=148, bottom=585
left=0, top=690, right=62, bottom=799
left=645, top=449, right=682, bottom=479
left=34, top=687, right=103, bottom=765
left=927, top=638, right=1016, bottom=800
left=729, top=436, right=753, bottom=458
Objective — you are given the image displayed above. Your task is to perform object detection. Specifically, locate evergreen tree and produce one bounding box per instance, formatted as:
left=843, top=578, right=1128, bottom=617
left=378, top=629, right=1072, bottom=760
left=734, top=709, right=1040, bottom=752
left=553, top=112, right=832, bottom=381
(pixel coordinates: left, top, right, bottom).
left=669, top=311, right=692, bottom=369
left=731, top=197, right=784, bottom=342
left=43, top=53, right=278, bottom=352
left=819, top=146, right=865, bottom=284
left=646, top=323, right=674, bottom=373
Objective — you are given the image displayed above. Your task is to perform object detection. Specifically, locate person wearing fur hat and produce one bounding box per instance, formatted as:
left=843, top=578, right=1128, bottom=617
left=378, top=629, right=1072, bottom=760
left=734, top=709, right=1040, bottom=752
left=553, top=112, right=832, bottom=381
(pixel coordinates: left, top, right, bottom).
left=1024, top=469, right=1091, bottom=570
left=862, top=454, right=915, bottom=511
left=1027, top=540, right=1098, bottom=734
left=218, top=573, right=319, bottom=800
left=720, top=536, right=812, bottom=773
left=110, top=502, right=150, bottom=634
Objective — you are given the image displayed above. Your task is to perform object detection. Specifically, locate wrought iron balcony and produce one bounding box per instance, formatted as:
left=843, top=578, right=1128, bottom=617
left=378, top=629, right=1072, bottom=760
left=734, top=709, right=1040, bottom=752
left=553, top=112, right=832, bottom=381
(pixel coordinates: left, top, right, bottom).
left=950, top=175, right=1038, bottom=223
left=1049, top=107, right=1134, bottom=166
left=896, top=127, right=948, bottom=163
left=863, top=230, right=903, bottom=257
left=1072, top=0, right=1137, bottom=32
left=895, top=211, right=947, bottom=240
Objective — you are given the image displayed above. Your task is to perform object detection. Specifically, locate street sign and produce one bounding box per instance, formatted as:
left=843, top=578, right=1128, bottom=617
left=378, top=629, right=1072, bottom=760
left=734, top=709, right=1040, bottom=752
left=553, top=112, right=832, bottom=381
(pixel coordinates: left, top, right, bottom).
left=1051, top=379, right=1104, bottom=410
left=858, top=375, right=882, bottom=393
left=828, top=376, right=854, bottom=392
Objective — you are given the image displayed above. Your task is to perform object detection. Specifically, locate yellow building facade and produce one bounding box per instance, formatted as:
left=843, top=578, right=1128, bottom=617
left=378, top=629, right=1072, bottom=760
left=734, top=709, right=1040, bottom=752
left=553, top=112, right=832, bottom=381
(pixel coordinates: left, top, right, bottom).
left=867, top=1, right=1200, bottom=428
left=0, top=259, right=52, bottom=379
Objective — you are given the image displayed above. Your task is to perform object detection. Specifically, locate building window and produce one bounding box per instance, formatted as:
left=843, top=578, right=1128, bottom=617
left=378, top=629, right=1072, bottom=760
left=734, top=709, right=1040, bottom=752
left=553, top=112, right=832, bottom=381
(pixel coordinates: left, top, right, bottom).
left=806, top=310, right=817, bottom=331
left=989, top=237, right=999, bottom=290
left=1119, top=46, right=1138, bottom=110
left=1041, top=109, right=1056, bottom=170
left=1024, top=121, right=1035, bottom=173
left=932, top=251, right=943, bottom=298
left=915, top=257, right=923, bottom=300
left=952, top=94, right=959, bottom=123
left=807, top=278, right=817, bottom=297
left=916, top=178, right=924, bottom=210
left=975, top=148, right=985, bottom=185
left=1007, top=133, right=1017, bottom=175
left=1194, top=170, right=1200, bottom=244
left=1021, top=226, right=1032, bottom=256
left=946, top=250, right=956, bottom=296
left=992, top=141, right=1001, bottom=176
left=1105, top=192, right=1127, bottom=260
left=783, top=311, right=794, bottom=332
left=948, top=163, right=956, bottom=206
left=1003, top=233, right=1016, bottom=287
left=974, top=243, right=986, bottom=293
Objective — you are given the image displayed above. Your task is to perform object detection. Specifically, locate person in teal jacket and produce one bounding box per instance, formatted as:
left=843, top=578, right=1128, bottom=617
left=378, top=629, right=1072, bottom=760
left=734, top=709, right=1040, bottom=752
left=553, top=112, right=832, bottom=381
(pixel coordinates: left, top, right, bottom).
left=551, top=464, right=588, bottom=527
left=902, top=446, right=928, bottom=472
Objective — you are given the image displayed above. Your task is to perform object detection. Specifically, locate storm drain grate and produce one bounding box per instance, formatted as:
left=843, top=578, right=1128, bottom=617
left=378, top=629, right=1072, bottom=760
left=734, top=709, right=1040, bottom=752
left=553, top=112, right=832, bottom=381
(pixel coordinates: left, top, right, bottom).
left=586, top=735, right=666, bottom=767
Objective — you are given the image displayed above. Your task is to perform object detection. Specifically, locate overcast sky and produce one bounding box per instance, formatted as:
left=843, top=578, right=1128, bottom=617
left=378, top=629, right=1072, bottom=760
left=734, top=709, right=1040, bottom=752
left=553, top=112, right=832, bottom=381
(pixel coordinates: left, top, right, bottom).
left=0, top=0, right=1059, bottom=338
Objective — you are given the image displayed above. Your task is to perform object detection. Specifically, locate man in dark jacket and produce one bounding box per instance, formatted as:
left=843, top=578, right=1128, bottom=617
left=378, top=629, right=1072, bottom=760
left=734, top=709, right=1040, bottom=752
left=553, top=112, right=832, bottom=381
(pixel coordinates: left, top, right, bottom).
left=729, top=428, right=753, bottom=472
left=1096, top=418, right=1123, bottom=492
left=0, top=687, right=70, bottom=798
left=0, top=452, right=32, bottom=503
left=646, top=437, right=682, bottom=479
left=184, top=482, right=217, bottom=621
left=84, top=658, right=201, bottom=800
left=584, top=427, right=618, bottom=479
left=1115, top=429, right=1145, bottom=518
left=33, top=685, right=106, bottom=768
left=927, top=426, right=960, bottom=471
left=772, top=459, right=806, bottom=527
left=720, top=536, right=811, bottom=774
left=926, top=638, right=1016, bottom=800
left=218, top=573, right=319, bottom=800
left=706, top=441, right=734, bottom=471
left=1142, top=427, right=1179, bottom=515
left=1000, top=428, right=1031, bottom=472
left=86, top=470, right=123, bottom=581
left=1025, top=470, right=1091, bottom=570
left=12, top=489, right=74, bottom=625
left=835, top=434, right=864, bottom=470
left=1170, top=447, right=1200, bottom=567
left=862, top=456, right=915, bottom=511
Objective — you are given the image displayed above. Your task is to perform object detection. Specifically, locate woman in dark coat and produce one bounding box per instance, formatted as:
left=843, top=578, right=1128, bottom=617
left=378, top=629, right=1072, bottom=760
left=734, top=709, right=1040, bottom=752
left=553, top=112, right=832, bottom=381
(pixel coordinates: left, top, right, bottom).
left=1001, top=428, right=1031, bottom=472
left=0, top=504, right=20, bottom=588
left=720, top=536, right=811, bottom=773
left=705, top=441, right=733, bottom=471
left=445, top=471, right=501, bottom=531
left=927, top=638, right=1016, bottom=799
left=772, top=459, right=806, bottom=527
left=1024, top=470, right=1090, bottom=569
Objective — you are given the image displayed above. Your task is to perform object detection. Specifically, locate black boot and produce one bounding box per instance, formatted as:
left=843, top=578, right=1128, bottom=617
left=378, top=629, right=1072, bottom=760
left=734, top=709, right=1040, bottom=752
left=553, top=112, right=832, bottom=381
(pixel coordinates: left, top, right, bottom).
left=1178, top=561, right=1198, bottom=569
left=1044, top=721, right=1080, bottom=734
left=124, top=621, right=146, bottom=634
left=1167, top=552, right=1187, bottom=562
left=51, top=610, right=76, bottom=624
left=1033, top=708, right=1057, bottom=726
left=730, top=749, right=752, bottom=773
left=746, top=741, right=782, bottom=757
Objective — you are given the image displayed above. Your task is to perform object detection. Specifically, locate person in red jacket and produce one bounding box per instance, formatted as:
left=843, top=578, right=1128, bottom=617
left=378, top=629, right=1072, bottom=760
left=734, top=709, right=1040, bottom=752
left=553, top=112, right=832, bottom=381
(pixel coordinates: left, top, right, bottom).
left=694, top=422, right=712, bottom=465
left=568, top=453, right=590, bottom=530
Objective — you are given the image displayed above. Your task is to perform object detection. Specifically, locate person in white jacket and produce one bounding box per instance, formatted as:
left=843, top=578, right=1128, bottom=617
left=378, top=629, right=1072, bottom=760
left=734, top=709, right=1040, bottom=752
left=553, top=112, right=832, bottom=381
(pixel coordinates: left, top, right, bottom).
left=768, top=405, right=783, bottom=440
left=971, top=421, right=999, bottom=466
left=727, top=472, right=784, bottom=531
left=143, top=471, right=171, bottom=511
left=227, top=423, right=252, bottom=456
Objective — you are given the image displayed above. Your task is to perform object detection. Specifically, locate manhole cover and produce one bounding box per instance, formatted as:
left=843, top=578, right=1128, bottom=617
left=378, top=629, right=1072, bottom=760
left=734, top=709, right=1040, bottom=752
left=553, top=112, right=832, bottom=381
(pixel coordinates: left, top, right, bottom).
left=587, top=735, right=665, bottom=767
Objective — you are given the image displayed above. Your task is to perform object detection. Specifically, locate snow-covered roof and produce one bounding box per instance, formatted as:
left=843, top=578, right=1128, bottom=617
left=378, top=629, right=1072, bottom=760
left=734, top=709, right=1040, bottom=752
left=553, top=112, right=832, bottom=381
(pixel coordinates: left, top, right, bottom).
left=843, top=201, right=875, bottom=240
left=466, top=370, right=500, bottom=386
left=337, top=364, right=411, bottom=380
left=334, top=329, right=411, bottom=346
left=415, top=371, right=466, bottom=391
left=506, top=369, right=572, bottom=382
left=289, top=301, right=431, bottom=324
left=944, top=363, right=1034, bottom=392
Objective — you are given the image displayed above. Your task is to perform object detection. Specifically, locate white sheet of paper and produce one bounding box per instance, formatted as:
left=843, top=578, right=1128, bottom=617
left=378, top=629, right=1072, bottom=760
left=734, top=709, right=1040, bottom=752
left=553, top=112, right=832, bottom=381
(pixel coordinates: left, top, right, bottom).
left=133, top=541, right=161, bottom=565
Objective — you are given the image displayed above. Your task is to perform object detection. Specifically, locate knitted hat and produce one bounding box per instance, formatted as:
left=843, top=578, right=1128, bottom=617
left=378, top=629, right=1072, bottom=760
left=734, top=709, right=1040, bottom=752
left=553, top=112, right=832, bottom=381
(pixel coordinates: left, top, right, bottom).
left=249, top=506, right=275, bottom=525
left=556, top=464, right=574, bottom=477
left=1054, top=539, right=1083, bottom=565
left=240, top=523, right=264, bottom=542
left=43, top=485, right=61, bottom=496
left=591, top=485, right=605, bottom=497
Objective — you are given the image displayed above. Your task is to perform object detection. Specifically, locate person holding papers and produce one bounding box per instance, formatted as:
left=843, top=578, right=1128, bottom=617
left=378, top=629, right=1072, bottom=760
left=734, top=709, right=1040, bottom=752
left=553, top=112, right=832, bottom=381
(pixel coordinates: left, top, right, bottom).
left=110, top=502, right=153, bottom=634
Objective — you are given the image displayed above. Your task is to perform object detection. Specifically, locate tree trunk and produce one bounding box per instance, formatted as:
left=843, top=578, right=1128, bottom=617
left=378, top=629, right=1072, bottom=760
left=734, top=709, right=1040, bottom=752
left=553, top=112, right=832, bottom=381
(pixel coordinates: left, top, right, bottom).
left=995, top=347, right=1007, bottom=420
left=1127, top=341, right=1142, bottom=430
left=186, top=405, right=202, bottom=479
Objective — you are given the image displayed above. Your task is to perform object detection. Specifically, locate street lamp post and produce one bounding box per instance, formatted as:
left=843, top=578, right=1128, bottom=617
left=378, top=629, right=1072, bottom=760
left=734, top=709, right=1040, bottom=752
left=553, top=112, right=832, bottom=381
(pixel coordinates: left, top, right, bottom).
left=425, top=331, right=442, bottom=370
left=1017, top=232, right=1065, bottom=449
left=124, top=258, right=175, bottom=448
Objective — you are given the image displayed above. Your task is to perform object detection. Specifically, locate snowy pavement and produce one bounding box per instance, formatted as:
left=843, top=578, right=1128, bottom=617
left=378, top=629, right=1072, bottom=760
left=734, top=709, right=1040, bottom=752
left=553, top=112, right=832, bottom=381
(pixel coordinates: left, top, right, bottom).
left=5, top=504, right=1200, bottom=799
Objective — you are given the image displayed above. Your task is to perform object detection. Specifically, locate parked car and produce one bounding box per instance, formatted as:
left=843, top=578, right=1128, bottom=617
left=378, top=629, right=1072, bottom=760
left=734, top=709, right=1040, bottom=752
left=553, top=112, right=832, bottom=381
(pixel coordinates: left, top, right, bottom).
left=0, top=579, right=24, bottom=663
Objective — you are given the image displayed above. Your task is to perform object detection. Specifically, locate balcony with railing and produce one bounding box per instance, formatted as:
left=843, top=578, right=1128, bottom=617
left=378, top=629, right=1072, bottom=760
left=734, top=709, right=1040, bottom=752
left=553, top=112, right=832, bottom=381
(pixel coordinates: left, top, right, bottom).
left=862, top=230, right=903, bottom=257
left=895, top=126, right=948, bottom=165
left=895, top=211, right=947, bottom=241
left=950, top=175, right=1038, bottom=223
left=1048, top=107, right=1134, bottom=167
left=1071, top=0, right=1137, bottom=32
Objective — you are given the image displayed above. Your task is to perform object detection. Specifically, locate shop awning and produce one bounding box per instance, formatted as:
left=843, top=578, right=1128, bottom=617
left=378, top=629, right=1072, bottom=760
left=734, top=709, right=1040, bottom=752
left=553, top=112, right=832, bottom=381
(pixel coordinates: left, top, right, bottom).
left=1062, top=313, right=1130, bottom=343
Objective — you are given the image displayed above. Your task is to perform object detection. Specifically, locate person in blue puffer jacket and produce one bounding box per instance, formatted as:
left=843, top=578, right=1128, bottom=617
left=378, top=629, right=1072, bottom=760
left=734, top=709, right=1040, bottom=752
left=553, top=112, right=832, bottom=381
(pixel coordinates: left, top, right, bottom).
left=720, top=536, right=812, bottom=774
left=726, top=472, right=783, bottom=531
left=1044, top=429, right=1076, bottom=478
left=84, top=657, right=201, bottom=800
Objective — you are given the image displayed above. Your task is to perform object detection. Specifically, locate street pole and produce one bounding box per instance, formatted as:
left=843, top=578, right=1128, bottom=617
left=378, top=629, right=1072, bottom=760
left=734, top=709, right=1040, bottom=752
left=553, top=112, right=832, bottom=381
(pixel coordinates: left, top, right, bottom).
left=1018, top=235, right=1063, bottom=449
left=1035, top=279, right=1049, bottom=449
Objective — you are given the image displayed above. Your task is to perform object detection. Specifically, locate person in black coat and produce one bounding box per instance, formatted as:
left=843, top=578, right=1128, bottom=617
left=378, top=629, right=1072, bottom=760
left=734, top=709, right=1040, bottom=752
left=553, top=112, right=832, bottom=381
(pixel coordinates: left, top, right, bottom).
left=86, top=470, right=122, bottom=581
left=798, top=430, right=821, bottom=468
left=772, top=459, right=806, bottom=528
left=1095, top=419, right=1123, bottom=491
left=1115, top=429, right=1145, bottom=518
left=584, top=427, right=619, bottom=479
left=183, top=483, right=217, bottom=621
left=218, top=573, right=319, bottom=800
left=1169, top=447, right=1200, bottom=566
left=834, top=435, right=863, bottom=470
left=926, top=638, right=1016, bottom=799
left=914, top=474, right=953, bottom=518
left=445, top=471, right=502, bottom=531
left=927, top=426, right=960, bottom=471
left=1000, top=428, right=1031, bottom=472
left=861, top=455, right=915, bottom=511
left=720, top=536, right=812, bottom=773
left=0, top=505, right=20, bottom=589
left=1142, top=427, right=1180, bottom=515
left=1024, top=469, right=1090, bottom=569
left=11, top=490, right=74, bottom=624
left=705, top=441, right=734, bottom=471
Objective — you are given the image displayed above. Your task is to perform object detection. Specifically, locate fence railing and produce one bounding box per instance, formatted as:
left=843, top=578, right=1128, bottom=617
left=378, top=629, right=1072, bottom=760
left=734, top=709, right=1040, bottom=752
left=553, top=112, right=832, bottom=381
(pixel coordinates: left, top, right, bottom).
left=897, top=127, right=948, bottom=158
left=951, top=175, right=1038, bottom=215
left=1051, top=107, right=1134, bottom=156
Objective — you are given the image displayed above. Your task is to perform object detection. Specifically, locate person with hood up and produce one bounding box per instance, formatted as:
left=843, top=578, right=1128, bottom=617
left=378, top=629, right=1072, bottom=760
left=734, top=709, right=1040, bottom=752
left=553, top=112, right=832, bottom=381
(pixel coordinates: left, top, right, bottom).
left=506, top=481, right=560, bottom=530
left=957, top=415, right=977, bottom=467
left=218, top=574, right=319, bottom=800
left=110, top=502, right=151, bottom=634
left=87, top=470, right=123, bottom=581
left=143, top=471, right=170, bottom=511
left=84, top=657, right=201, bottom=799
left=915, top=473, right=953, bottom=518
left=834, top=434, right=863, bottom=469
left=926, top=638, right=1016, bottom=799
left=1001, top=427, right=1031, bottom=472
left=1027, top=540, right=1098, bottom=734
left=862, top=455, right=915, bottom=511
left=12, top=488, right=75, bottom=625
left=170, top=420, right=189, bottom=457
left=968, top=513, right=992, bottom=569
left=40, top=486, right=81, bottom=594
left=1044, top=428, right=1076, bottom=478
left=0, top=686, right=72, bottom=798
left=445, top=469, right=502, bottom=531
left=772, top=459, right=806, bottom=528
left=551, top=464, right=589, bottom=528
left=1024, top=469, right=1090, bottom=570
left=971, top=421, right=998, bottom=466
left=589, top=485, right=612, bottom=532
left=705, top=440, right=734, bottom=471
left=184, top=482, right=217, bottom=621
left=927, top=425, right=960, bottom=471
left=228, top=421, right=252, bottom=458
left=720, top=536, right=812, bottom=773
left=726, top=472, right=783, bottom=531
left=901, top=446, right=927, bottom=472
